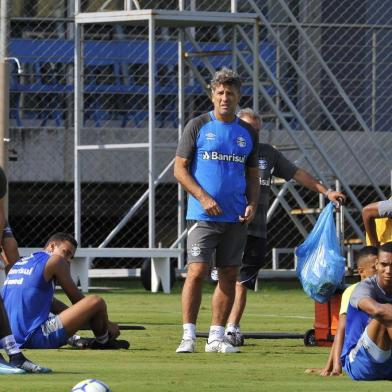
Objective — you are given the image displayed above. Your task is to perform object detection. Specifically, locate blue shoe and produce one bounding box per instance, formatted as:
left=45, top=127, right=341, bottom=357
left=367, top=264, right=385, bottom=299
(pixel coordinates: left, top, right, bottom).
left=0, top=354, right=25, bottom=375
left=9, top=353, right=52, bottom=373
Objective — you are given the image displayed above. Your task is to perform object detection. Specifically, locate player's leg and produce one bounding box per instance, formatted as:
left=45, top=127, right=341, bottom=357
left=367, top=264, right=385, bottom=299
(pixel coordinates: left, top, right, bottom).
left=226, top=235, right=266, bottom=346
left=2, top=237, right=20, bottom=269
left=205, top=223, right=245, bottom=353
left=26, top=295, right=128, bottom=350
left=344, top=319, right=392, bottom=380
left=210, top=265, right=239, bottom=325
left=181, top=262, right=209, bottom=325
left=0, top=298, right=50, bottom=373
left=1, top=222, right=20, bottom=270
left=176, top=221, right=215, bottom=353
left=366, top=318, right=392, bottom=350
left=59, top=295, right=109, bottom=338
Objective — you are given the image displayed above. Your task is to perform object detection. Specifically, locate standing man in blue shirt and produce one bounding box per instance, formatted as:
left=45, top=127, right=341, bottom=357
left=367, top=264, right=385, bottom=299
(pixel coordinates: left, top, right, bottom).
left=174, top=68, right=260, bottom=353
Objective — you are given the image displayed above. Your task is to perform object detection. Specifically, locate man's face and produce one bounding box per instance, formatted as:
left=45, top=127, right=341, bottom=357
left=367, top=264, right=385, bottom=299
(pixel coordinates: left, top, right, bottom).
left=376, top=251, right=392, bottom=289
left=48, top=240, right=76, bottom=263
left=240, top=115, right=261, bottom=132
left=358, top=255, right=377, bottom=280
left=211, top=83, right=240, bottom=120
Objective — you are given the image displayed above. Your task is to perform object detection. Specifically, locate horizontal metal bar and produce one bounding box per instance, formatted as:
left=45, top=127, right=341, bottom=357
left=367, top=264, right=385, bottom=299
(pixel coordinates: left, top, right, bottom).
left=89, top=268, right=141, bottom=278
left=19, top=247, right=182, bottom=258
left=76, top=143, right=176, bottom=151
left=11, top=17, right=392, bottom=31
left=184, top=50, right=232, bottom=58
left=75, top=10, right=257, bottom=26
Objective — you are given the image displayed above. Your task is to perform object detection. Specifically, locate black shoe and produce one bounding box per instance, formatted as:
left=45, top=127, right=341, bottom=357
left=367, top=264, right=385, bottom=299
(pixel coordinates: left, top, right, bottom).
left=9, top=353, right=52, bottom=374
left=67, top=336, right=96, bottom=349
left=89, top=338, right=130, bottom=350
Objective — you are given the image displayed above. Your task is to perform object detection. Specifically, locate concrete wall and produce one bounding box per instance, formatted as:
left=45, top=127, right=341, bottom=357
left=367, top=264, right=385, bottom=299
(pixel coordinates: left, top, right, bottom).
left=8, top=126, right=392, bottom=187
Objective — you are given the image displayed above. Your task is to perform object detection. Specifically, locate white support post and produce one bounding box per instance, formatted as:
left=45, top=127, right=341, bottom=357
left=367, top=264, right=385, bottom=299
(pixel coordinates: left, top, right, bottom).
left=71, top=257, right=90, bottom=293
left=151, top=257, right=171, bottom=293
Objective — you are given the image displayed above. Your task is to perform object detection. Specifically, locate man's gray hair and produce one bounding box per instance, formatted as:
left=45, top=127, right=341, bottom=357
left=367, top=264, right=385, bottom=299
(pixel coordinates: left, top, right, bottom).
left=210, top=67, right=241, bottom=91
left=237, top=107, right=261, bottom=123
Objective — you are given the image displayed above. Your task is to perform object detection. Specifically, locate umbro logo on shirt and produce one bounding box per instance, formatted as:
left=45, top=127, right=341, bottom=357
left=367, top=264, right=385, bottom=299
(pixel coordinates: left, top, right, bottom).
left=205, top=132, right=216, bottom=141
left=202, top=151, right=245, bottom=163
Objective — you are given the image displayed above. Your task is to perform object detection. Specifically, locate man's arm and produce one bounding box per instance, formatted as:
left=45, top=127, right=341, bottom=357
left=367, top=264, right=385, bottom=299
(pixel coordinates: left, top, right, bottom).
left=0, top=197, right=6, bottom=262
left=44, top=255, right=84, bottom=304
left=293, top=169, right=346, bottom=205
left=358, top=297, right=392, bottom=324
left=330, top=314, right=346, bottom=375
left=362, top=202, right=381, bottom=246
left=51, top=297, right=69, bottom=314
left=174, top=156, right=222, bottom=216
left=319, top=314, right=346, bottom=376
left=240, top=166, right=259, bottom=223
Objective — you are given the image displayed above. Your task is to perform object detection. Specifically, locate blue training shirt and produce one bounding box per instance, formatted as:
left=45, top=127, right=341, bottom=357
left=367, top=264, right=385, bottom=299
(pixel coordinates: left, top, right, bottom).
left=176, top=111, right=259, bottom=222
left=2, top=252, right=55, bottom=347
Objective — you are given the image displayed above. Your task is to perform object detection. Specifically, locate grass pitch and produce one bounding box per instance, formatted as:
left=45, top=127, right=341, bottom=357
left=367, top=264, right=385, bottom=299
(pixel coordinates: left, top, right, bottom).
left=2, top=279, right=390, bottom=391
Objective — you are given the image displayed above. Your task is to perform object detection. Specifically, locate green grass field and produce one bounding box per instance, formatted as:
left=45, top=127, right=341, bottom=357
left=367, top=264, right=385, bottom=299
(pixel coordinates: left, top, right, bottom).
left=2, top=279, right=390, bottom=391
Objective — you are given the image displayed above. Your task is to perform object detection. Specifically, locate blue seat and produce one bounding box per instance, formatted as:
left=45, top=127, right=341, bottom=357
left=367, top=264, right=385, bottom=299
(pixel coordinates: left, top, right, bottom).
left=8, top=39, right=279, bottom=128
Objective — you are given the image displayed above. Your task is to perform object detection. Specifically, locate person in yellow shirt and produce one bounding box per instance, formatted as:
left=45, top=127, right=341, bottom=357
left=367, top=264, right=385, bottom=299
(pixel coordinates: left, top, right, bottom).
left=306, top=246, right=377, bottom=376
left=362, top=200, right=392, bottom=246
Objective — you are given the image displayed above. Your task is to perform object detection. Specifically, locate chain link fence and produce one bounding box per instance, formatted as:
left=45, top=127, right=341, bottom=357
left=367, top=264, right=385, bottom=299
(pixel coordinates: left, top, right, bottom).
left=6, top=0, right=392, bottom=271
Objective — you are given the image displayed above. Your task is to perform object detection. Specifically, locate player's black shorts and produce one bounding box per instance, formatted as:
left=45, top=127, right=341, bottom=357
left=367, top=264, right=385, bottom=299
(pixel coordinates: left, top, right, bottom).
left=238, top=235, right=267, bottom=290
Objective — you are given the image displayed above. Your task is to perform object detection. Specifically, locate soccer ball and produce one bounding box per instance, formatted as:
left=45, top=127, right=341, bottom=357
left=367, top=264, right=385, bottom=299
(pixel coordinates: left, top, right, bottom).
left=71, top=379, right=111, bottom=392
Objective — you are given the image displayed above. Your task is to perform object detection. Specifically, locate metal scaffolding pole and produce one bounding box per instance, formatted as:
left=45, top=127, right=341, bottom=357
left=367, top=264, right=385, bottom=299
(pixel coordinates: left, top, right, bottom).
left=74, top=0, right=82, bottom=243
left=0, top=0, right=9, bottom=211
left=178, top=0, right=186, bottom=269
left=148, top=16, right=156, bottom=248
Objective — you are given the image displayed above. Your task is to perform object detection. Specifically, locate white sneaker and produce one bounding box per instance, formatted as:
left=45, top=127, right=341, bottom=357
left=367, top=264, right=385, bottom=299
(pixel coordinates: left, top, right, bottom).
left=205, top=339, right=240, bottom=353
left=225, top=330, right=245, bottom=347
left=176, top=339, right=196, bottom=353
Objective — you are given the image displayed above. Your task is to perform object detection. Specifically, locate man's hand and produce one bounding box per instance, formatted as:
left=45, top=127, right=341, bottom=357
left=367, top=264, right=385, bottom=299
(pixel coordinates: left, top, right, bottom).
left=329, top=366, right=342, bottom=376
left=199, top=193, right=222, bottom=216
left=326, top=190, right=346, bottom=207
left=239, top=204, right=256, bottom=224
left=319, top=368, right=330, bottom=377
left=108, top=320, right=120, bottom=339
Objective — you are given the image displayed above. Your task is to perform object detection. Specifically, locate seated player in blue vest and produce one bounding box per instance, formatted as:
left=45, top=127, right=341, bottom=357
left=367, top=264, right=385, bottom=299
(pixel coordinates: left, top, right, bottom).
left=2, top=232, right=129, bottom=350
left=341, top=241, right=392, bottom=380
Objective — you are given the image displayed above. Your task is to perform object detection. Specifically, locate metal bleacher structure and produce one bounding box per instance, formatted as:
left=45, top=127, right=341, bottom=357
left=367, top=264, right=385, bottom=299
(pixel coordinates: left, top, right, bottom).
left=4, top=0, right=392, bottom=292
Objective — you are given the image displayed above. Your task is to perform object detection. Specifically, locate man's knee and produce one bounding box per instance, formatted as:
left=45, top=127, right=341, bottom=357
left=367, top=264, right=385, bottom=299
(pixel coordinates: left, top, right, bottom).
left=85, top=294, right=106, bottom=312
left=218, top=266, right=239, bottom=283
left=186, top=262, right=209, bottom=282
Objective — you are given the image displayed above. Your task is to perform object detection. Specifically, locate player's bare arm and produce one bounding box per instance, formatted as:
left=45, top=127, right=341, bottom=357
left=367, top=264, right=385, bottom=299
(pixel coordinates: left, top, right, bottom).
left=44, top=255, right=84, bottom=304
left=293, top=169, right=346, bottom=205
left=358, top=297, right=392, bottom=324
left=51, top=297, right=70, bottom=314
left=240, top=166, right=259, bottom=223
left=362, top=202, right=381, bottom=247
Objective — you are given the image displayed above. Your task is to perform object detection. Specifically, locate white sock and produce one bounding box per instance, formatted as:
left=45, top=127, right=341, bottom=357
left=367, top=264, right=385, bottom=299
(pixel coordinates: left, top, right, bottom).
left=182, top=323, right=196, bottom=340
left=226, top=323, right=239, bottom=333
left=208, top=325, right=225, bottom=343
left=0, top=335, right=20, bottom=355
left=95, top=331, right=109, bottom=344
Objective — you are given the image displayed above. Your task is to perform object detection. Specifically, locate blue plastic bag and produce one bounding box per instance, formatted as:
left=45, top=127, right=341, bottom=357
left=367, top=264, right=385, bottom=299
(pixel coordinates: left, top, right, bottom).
left=295, top=202, right=346, bottom=303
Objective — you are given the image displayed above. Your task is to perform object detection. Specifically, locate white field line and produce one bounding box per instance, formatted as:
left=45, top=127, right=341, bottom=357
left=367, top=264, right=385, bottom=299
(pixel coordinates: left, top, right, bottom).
left=248, top=313, right=313, bottom=320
